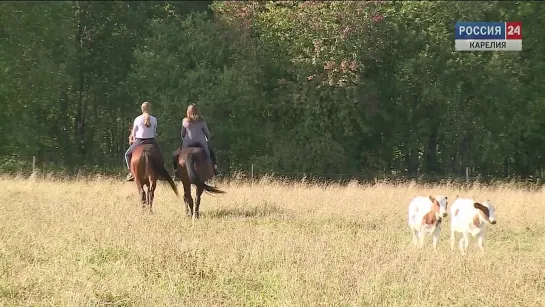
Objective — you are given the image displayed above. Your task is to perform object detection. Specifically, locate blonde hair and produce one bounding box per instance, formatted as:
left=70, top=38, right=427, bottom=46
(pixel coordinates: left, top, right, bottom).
left=141, top=101, right=151, bottom=128
left=186, top=103, right=203, bottom=122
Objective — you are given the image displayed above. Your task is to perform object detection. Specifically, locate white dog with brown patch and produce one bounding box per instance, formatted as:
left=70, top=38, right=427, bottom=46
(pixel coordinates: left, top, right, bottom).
left=449, top=198, right=497, bottom=255
left=408, top=195, right=448, bottom=249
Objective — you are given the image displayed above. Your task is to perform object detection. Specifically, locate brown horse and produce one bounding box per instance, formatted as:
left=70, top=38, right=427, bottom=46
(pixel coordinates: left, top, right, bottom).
left=130, top=142, right=178, bottom=213
left=176, top=146, right=225, bottom=218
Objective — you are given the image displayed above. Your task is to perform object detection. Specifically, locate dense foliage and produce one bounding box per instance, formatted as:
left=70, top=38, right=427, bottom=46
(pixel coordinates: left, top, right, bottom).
left=1, top=1, right=544, bottom=181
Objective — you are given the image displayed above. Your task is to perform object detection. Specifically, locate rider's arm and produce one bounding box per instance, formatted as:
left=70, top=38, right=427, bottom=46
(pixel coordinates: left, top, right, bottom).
left=129, top=118, right=138, bottom=144
left=202, top=120, right=211, bottom=141
left=128, top=126, right=135, bottom=144
left=181, top=118, right=189, bottom=139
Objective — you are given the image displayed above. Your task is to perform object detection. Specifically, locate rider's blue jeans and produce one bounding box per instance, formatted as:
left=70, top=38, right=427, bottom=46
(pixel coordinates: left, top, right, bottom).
left=125, top=139, right=143, bottom=170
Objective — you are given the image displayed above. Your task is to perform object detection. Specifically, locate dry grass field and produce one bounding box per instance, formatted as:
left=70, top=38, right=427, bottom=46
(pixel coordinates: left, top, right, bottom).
left=1, top=175, right=545, bottom=307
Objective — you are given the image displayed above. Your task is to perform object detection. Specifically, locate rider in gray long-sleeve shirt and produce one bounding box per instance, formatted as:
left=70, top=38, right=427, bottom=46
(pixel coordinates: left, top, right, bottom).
left=172, top=104, right=219, bottom=175
left=181, top=117, right=210, bottom=155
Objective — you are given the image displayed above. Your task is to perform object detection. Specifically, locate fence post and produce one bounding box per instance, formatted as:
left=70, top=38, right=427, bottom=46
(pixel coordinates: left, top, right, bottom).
left=251, top=163, right=254, bottom=185
left=465, top=167, right=469, bottom=182
left=30, top=156, right=36, bottom=180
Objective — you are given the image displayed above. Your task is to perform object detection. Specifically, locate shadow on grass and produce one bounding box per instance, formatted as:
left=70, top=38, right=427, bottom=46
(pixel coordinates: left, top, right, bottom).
left=205, top=201, right=286, bottom=219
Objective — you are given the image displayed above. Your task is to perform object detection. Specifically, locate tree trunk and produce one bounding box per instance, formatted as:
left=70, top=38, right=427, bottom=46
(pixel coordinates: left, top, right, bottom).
left=459, top=135, right=469, bottom=177
left=425, top=131, right=438, bottom=175
left=74, top=1, right=89, bottom=164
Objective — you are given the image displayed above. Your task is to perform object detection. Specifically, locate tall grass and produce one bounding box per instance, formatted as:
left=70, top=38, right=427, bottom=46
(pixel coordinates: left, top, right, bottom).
left=1, top=175, right=544, bottom=306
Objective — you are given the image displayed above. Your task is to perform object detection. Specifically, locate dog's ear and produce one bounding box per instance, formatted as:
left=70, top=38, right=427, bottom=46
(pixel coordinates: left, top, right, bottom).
left=474, top=202, right=490, bottom=217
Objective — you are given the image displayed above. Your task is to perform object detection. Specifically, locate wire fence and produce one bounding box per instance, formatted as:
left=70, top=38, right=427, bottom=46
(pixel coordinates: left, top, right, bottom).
left=3, top=156, right=542, bottom=188
left=243, top=164, right=469, bottom=181
left=236, top=163, right=543, bottom=187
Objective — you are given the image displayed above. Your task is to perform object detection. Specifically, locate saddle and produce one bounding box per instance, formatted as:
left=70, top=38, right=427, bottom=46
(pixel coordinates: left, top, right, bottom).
left=140, top=138, right=157, bottom=146
left=186, top=142, right=205, bottom=150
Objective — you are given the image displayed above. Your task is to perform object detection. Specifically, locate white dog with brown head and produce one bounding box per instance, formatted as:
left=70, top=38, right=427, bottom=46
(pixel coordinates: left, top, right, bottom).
left=408, top=195, right=448, bottom=249
left=449, top=197, right=497, bottom=255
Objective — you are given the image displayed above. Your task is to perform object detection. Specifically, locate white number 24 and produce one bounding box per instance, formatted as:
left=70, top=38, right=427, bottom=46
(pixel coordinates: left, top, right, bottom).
left=507, top=25, right=521, bottom=36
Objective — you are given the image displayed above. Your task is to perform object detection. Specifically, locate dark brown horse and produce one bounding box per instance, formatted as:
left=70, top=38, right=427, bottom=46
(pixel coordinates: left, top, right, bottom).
left=130, top=142, right=178, bottom=213
left=176, top=146, right=225, bottom=218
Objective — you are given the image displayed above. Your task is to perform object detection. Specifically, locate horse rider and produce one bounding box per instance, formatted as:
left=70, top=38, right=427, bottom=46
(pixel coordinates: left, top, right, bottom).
left=125, top=101, right=160, bottom=181
left=172, top=103, right=219, bottom=178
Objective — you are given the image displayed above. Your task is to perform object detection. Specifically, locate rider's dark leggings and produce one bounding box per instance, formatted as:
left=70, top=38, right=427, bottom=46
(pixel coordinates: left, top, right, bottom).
left=209, top=147, right=217, bottom=165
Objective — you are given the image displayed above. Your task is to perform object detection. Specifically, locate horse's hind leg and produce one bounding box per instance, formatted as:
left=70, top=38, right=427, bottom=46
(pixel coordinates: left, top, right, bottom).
left=135, top=178, right=146, bottom=209
left=183, top=182, right=193, bottom=217
left=194, top=186, right=203, bottom=219
left=145, top=185, right=150, bottom=212
left=142, top=184, right=148, bottom=212
left=142, top=190, right=147, bottom=209
left=185, top=195, right=194, bottom=218
left=148, top=179, right=156, bottom=214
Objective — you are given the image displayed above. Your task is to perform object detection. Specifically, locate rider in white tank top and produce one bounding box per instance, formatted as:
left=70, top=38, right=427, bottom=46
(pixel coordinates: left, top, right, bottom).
left=125, top=102, right=160, bottom=181
left=133, top=114, right=157, bottom=139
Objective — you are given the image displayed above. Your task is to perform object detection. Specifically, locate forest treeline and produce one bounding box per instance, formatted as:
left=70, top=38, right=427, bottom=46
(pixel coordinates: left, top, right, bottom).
left=1, top=1, right=545, bottom=181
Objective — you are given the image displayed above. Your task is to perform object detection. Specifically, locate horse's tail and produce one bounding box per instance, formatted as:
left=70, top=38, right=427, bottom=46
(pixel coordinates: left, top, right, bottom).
left=143, top=149, right=179, bottom=196
left=201, top=182, right=226, bottom=194
left=186, top=151, right=225, bottom=194
left=186, top=151, right=199, bottom=184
